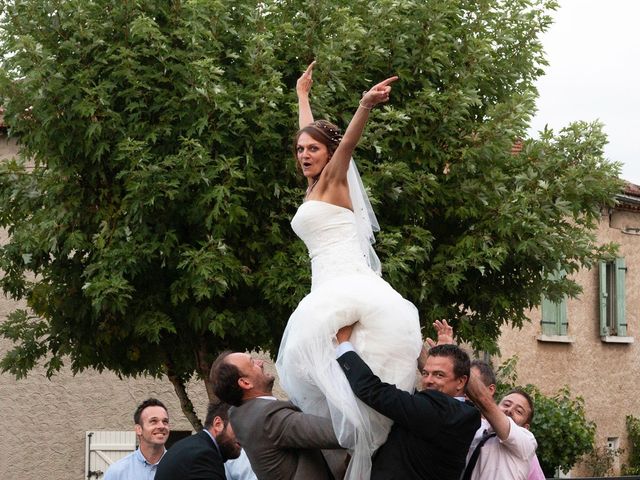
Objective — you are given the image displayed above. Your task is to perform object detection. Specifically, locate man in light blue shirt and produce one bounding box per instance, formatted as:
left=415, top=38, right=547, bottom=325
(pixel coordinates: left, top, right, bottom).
left=104, top=398, right=170, bottom=480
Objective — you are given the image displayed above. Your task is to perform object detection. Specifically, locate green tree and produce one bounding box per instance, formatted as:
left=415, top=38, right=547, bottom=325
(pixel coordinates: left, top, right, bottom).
left=0, top=0, right=621, bottom=426
left=530, top=386, right=596, bottom=476
left=622, top=415, right=640, bottom=475
left=496, top=357, right=596, bottom=476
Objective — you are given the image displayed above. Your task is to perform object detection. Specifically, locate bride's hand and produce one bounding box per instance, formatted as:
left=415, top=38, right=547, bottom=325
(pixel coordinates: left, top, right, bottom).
left=296, top=61, right=316, bottom=98
left=360, top=75, right=399, bottom=109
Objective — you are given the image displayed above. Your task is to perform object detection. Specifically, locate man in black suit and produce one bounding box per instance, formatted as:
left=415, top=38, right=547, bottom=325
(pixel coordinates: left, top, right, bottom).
left=336, top=326, right=480, bottom=479
left=155, top=401, right=241, bottom=480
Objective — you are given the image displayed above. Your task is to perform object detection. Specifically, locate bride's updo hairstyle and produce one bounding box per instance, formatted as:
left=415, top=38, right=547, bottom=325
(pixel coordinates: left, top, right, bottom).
left=293, top=119, right=343, bottom=159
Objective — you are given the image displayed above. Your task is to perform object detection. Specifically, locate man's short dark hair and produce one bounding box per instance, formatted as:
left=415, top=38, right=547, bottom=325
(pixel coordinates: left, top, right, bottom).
left=471, top=359, right=496, bottom=388
left=204, top=400, right=231, bottom=430
left=210, top=350, right=244, bottom=407
left=503, top=388, right=535, bottom=424
left=428, top=344, right=471, bottom=379
left=133, top=398, right=167, bottom=425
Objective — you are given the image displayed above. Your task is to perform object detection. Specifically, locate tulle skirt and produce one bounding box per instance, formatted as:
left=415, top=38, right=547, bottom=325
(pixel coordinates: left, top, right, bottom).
left=276, top=272, right=422, bottom=479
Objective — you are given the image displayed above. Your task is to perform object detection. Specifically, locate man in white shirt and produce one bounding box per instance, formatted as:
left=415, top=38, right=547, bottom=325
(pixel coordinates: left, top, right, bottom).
left=104, top=398, right=169, bottom=480
left=463, top=375, right=537, bottom=480
left=469, top=360, right=546, bottom=480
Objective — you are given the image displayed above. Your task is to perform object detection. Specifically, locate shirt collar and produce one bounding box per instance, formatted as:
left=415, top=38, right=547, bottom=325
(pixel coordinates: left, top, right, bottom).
left=134, top=447, right=166, bottom=466
left=203, top=428, right=222, bottom=457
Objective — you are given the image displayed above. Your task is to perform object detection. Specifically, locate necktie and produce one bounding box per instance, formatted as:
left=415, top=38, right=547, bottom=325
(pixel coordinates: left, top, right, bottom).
left=460, top=431, right=497, bottom=480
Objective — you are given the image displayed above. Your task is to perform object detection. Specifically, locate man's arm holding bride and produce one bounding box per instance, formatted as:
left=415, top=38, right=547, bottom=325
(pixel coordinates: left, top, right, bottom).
left=335, top=323, right=427, bottom=428
left=336, top=319, right=455, bottom=374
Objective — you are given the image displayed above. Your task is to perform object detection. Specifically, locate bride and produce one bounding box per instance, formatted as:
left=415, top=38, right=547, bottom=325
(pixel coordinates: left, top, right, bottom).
left=276, top=62, right=423, bottom=479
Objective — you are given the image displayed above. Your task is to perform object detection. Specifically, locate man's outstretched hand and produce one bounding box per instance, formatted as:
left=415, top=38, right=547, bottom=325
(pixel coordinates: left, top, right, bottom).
left=425, top=319, right=454, bottom=348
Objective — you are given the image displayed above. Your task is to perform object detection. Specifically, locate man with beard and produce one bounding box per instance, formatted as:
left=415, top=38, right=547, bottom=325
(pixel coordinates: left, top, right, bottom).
left=155, top=400, right=241, bottom=480
left=104, top=398, right=170, bottom=480
left=210, top=351, right=348, bottom=480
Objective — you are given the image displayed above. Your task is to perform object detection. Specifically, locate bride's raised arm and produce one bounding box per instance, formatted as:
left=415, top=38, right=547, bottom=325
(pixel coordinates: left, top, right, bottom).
left=321, top=76, right=398, bottom=184
left=297, top=61, right=316, bottom=129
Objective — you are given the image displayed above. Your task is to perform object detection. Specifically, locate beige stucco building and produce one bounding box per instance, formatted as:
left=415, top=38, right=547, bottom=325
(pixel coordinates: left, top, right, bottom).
left=498, top=183, right=640, bottom=476
left=2, top=122, right=639, bottom=478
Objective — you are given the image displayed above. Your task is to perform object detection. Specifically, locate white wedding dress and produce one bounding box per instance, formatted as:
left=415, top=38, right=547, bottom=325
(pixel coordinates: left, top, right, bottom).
left=276, top=199, right=422, bottom=479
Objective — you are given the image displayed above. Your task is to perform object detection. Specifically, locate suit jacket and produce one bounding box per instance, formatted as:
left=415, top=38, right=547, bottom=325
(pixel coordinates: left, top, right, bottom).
left=155, top=429, right=225, bottom=480
left=230, top=398, right=345, bottom=480
left=337, top=350, right=481, bottom=480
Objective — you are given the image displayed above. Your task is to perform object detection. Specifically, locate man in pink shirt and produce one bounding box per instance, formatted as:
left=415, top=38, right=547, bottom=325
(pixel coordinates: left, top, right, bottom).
left=469, top=360, right=545, bottom=480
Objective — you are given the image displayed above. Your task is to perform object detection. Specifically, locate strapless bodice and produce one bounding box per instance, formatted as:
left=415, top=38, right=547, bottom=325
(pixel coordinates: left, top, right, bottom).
left=291, top=200, right=376, bottom=289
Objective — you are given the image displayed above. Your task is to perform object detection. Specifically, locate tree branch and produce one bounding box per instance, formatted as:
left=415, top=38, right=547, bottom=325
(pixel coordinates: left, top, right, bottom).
left=166, top=358, right=202, bottom=431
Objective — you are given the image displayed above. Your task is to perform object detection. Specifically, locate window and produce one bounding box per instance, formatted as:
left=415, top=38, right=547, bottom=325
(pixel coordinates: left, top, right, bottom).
left=599, top=257, right=631, bottom=340
left=166, top=430, right=192, bottom=448
left=541, top=294, right=568, bottom=336
left=538, top=270, right=571, bottom=342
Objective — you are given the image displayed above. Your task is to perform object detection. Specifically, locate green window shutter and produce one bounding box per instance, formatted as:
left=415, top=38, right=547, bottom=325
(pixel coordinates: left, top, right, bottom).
left=541, top=296, right=560, bottom=335
left=599, top=261, right=609, bottom=336
left=615, top=257, right=627, bottom=336
left=559, top=297, right=568, bottom=335
left=541, top=268, right=568, bottom=336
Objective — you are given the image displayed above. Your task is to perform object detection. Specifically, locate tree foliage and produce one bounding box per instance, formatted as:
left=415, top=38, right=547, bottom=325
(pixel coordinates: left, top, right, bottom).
left=496, top=357, right=596, bottom=476
left=529, top=386, right=596, bottom=476
left=622, top=415, right=640, bottom=475
left=583, top=445, right=623, bottom=477
left=0, top=0, right=621, bottom=425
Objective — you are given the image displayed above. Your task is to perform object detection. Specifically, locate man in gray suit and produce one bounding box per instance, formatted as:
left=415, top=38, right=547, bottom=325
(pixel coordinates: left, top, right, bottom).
left=210, top=351, right=347, bottom=480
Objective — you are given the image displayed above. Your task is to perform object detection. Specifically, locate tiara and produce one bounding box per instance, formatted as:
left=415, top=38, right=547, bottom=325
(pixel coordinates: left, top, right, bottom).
left=315, top=122, right=343, bottom=144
